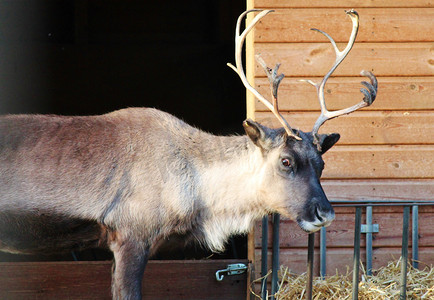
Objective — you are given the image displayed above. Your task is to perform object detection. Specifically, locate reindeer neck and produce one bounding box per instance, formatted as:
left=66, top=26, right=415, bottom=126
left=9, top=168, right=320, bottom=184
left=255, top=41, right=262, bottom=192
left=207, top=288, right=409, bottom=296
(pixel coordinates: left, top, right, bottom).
left=197, top=133, right=266, bottom=216
left=194, top=133, right=267, bottom=252
left=162, top=117, right=267, bottom=216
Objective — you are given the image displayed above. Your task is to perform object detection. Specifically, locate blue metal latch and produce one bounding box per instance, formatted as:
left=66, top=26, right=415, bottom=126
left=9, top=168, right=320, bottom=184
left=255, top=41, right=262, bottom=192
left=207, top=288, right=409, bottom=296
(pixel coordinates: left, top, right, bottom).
left=215, top=263, right=248, bottom=281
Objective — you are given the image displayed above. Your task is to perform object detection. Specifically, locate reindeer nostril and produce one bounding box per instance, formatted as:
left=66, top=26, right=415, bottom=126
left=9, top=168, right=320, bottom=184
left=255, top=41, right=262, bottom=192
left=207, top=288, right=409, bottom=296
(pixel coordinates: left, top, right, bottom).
left=315, top=206, right=324, bottom=222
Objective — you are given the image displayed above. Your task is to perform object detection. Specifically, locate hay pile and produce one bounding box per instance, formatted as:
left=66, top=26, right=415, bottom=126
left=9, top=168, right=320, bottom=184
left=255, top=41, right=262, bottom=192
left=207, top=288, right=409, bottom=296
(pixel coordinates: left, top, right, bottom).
left=253, top=258, right=434, bottom=299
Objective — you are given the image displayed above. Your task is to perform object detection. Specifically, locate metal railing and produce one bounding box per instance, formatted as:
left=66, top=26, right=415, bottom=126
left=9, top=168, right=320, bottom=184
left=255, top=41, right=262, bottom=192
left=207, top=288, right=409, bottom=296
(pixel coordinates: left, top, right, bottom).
left=260, top=200, right=434, bottom=300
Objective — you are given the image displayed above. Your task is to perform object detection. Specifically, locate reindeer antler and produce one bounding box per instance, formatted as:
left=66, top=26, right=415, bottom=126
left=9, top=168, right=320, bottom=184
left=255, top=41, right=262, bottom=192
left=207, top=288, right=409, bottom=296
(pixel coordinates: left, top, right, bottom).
left=228, top=10, right=301, bottom=140
left=301, top=10, right=378, bottom=142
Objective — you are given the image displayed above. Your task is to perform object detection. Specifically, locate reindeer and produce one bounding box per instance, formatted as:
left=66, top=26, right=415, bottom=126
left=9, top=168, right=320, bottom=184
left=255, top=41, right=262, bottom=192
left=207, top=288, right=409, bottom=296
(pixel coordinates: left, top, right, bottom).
left=0, top=9, right=376, bottom=300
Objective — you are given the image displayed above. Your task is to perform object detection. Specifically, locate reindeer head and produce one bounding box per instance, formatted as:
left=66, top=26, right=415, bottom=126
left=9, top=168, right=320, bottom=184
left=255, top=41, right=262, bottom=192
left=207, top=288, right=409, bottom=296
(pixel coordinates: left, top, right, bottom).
left=229, top=9, right=377, bottom=232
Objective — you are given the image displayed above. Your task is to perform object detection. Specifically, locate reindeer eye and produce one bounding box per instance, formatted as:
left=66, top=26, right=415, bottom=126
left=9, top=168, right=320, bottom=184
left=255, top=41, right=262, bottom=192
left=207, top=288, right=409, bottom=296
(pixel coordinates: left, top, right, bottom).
left=281, top=158, right=291, bottom=168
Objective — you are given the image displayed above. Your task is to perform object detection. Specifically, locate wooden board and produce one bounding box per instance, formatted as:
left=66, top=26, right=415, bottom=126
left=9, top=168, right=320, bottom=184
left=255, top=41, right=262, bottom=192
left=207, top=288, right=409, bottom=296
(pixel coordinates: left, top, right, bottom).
left=0, top=260, right=248, bottom=300
left=255, top=247, right=434, bottom=275
left=253, top=0, right=434, bottom=8
left=321, top=179, right=434, bottom=201
left=253, top=43, right=434, bottom=77
left=253, top=8, right=434, bottom=43
left=321, top=145, right=434, bottom=179
left=253, top=77, right=434, bottom=111
left=255, top=111, right=434, bottom=145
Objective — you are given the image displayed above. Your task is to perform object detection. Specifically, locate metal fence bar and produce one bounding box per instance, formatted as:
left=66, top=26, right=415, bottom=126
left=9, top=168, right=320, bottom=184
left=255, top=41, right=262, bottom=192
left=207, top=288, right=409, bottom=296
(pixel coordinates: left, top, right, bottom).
left=320, top=227, right=327, bottom=279
left=412, top=205, right=419, bottom=269
left=307, top=233, right=315, bottom=300
left=332, top=203, right=434, bottom=207
left=271, top=213, right=280, bottom=300
left=331, top=200, right=434, bottom=204
left=352, top=207, right=362, bottom=300
left=261, top=215, right=269, bottom=300
left=400, top=206, right=410, bottom=300
left=366, top=205, right=373, bottom=275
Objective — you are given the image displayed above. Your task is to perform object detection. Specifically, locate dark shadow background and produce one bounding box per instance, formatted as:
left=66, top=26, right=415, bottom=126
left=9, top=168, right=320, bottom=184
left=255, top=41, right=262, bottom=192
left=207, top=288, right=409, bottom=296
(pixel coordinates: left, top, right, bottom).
left=0, top=1, right=247, bottom=261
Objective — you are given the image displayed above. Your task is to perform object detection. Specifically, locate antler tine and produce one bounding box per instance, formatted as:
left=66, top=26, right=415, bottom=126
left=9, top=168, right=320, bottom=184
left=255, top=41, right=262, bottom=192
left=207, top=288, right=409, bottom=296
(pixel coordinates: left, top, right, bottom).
left=302, top=10, right=377, bottom=139
left=228, top=10, right=301, bottom=140
left=255, top=54, right=300, bottom=140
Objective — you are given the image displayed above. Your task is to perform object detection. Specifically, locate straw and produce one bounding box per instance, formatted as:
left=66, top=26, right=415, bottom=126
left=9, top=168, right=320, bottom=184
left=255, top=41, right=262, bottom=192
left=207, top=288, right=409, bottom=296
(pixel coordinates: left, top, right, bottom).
left=252, top=258, right=434, bottom=300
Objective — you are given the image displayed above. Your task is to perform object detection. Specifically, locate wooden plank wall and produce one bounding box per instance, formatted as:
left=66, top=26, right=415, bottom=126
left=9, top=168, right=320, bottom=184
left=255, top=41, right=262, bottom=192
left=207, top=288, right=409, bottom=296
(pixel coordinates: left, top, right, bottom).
left=247, top=0, right=434, bottom=277
left=0, top=260, right=248, bottom=300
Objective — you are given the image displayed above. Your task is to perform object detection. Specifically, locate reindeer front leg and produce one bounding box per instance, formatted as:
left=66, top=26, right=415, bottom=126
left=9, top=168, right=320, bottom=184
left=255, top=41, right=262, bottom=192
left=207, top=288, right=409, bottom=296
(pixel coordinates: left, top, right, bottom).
left=109, top=232, right=150, bottom=300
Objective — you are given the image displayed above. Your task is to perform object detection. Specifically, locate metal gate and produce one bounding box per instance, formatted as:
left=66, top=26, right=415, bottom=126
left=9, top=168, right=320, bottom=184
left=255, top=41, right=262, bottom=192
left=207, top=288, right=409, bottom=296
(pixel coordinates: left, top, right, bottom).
left=260, top=200, right=434, bottom=300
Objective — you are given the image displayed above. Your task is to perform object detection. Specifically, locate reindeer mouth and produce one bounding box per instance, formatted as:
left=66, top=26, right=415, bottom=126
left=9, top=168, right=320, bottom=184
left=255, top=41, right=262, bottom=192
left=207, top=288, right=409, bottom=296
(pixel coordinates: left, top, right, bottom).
left=296, top=206, right=335, bottom=233
left=297, top=220, right=323, bottom=233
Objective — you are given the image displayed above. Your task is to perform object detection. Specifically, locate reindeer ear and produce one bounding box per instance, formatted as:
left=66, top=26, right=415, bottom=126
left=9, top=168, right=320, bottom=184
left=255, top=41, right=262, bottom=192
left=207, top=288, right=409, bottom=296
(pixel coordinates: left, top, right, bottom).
left=317, top=133, right=340, bottom=154
left=243, top=119, right=276, bottom=150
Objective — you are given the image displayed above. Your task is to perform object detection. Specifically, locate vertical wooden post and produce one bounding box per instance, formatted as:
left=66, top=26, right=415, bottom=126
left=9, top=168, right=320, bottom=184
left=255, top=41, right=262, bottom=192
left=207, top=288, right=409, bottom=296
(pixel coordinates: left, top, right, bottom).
left=245, top=0, right=256, bottom=121
left=245, top=3, right=255, bottom=299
